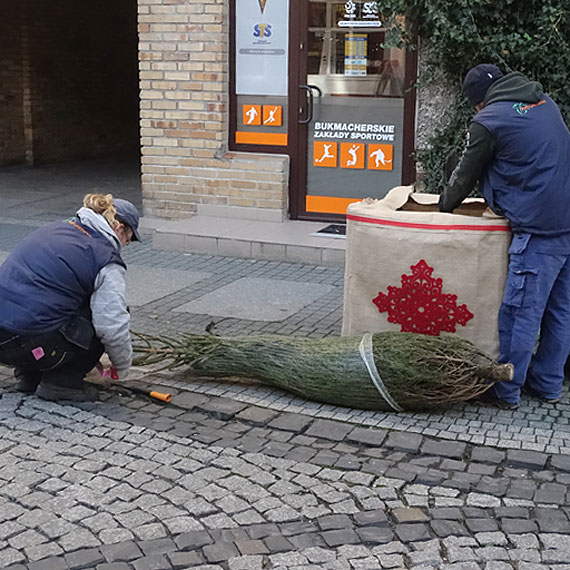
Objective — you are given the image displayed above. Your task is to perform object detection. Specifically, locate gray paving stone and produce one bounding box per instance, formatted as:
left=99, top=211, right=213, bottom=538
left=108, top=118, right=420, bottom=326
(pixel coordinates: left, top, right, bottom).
left=407, top=549, right=443, bottom=566
left=353, top=510, right=389, bottom=527
left=346, top=427, right=386, bottom=447
left=196, top=398, right=248, bottom=421
left=284, top=446, right=316, bottom=462
left=385, top=432, right=423, bottom=453
left=334, top=453, right=362, bottom=470
left=267, top=413, right=314, bottom=433
left=475, top=478, right=509, bottom=497
left=173, top=530, right=214, bottom=552
left=495, top=507, right=529, bottom=519
left=465, top=519, right=500, bottom=533
left=126, top=266, right=209, bottom=307
left=535, top=507, right=570, bottom=532
left=505, top=479, right=537, bottom=500
left=132, top=554, right=172, bottom=570
left=168, top=551, right=205, bottom=569
left=0, top=547, right=26, bottom=567
left=202, top=542, right=239, bottom=563
left=393, top=524, right=431, bottom=543
left=317, top=515, right=352, bottom=531
left=312, top=450, right=340, bottom=466
left=551, top=454, right=570, bottom=472
left=278, top=521, right=319, bottom=536
left=138, top=538, right=177, bottom=557
left=392, top=508, right=429, bottom=523
left=101, top=541, right=144, bottom=562
left=235, top=407, right=279, bottom=426
left=169, top=392, right=211, bottom=411
left=440, top=459, right=467, bottom=471
left=65, top=548, right=106, bottom=569
left=27, top=557, right=69, bottom=570
left=246, top=524, right=280, bottom=540
left=430, top=520, right=470, bottom=537
left=321, top=529, right=360, bottom=547
left=356, top=527, right=394, bottom=544
left=175, top=278, right=333, bottom=321
left=431, top=508, right=463, bottom=520
left=499, top=519, right=539, bottom=534
left=234, top=539, right=269, bottom=556
left=534, top=482, right=566, bottom=504
left=288, top=533, right=327, bottom=549
left=96, top=564, right=131, bottom=570
left=421, top=440, right=467, bottom=459
left=305, top=419, right=353, bottom=442
left=506, top=450, right=548, bottom=470
left=470, top=448, right=505, bottom=464
left=262, top=535, right=295, bottom=553
left=208, top=529, right=249, bottom=543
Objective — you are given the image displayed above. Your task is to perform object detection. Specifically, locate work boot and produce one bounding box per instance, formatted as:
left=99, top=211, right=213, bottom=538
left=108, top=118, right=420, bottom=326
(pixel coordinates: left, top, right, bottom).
left=36, top=381, right=99, bottom=402
left=476, top=389, right=519, bottom=410
left=522, top=384, right=561, bottom=405
left=14, top=369, right=42, bottom=394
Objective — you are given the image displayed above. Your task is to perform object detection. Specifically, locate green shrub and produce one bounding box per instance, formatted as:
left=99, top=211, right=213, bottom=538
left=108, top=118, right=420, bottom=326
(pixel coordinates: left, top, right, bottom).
left=382, top=0, right=570, bottom=193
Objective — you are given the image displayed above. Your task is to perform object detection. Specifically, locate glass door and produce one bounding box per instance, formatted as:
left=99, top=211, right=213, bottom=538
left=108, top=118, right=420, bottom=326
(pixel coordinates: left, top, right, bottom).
left=291, top=0, right=416, bottom=218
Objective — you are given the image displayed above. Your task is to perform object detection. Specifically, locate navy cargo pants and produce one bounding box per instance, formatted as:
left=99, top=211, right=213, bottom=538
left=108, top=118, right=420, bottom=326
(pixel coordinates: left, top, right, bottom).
left=493, top=232, right=570, bottom=404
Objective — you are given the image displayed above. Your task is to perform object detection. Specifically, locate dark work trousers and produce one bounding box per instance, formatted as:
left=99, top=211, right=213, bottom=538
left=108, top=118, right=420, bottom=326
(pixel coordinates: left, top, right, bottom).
left=0, top=326, right=104, bottom=389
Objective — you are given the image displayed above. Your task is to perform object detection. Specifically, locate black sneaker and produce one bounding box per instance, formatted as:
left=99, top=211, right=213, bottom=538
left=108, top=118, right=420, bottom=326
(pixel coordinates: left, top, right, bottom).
left=522, top=384, right=561, bottom=404
left=36, top=382, right=99, bottom=402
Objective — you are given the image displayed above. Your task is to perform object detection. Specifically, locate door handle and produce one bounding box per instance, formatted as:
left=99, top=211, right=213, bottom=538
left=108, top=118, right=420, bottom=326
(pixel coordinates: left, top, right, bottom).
left=307, top=84, right=323, bottom=97
left=299, top=85, right=314, bottom=124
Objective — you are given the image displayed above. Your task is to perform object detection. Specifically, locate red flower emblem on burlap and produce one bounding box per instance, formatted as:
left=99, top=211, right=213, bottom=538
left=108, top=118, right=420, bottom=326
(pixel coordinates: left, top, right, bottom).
left=372, top=259, right=474, bottom=336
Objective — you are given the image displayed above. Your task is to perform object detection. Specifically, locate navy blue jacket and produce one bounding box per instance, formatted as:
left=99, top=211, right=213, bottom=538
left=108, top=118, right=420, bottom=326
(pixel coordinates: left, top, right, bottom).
left=0, top=219, right=125, bottom=335
left=440, top=73, right=570, bottom=236
left=475, top=96, right=570, bottom=235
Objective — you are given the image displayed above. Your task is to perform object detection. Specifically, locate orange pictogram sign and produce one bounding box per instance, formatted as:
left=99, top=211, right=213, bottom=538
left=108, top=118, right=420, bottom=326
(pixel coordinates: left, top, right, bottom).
left=368, top=144, right=394, bottom=171
left=313, top=141, right=338, bottom=168
left=263, top=105, right=283, bottom=126
left=341, top=143, right=365, bottom=169
left=243, top=105, right=262, bottom=126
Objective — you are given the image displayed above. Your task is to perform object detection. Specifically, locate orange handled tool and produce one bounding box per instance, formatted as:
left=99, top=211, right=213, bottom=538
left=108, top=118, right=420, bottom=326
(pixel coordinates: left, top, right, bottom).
left=119, top=384, right=172, bottom=403
left=96, top=364, right=172, bottom=403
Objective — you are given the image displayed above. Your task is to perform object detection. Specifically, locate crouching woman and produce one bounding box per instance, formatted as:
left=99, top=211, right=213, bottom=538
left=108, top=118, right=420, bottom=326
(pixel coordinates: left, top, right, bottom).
left=0, top=193, right=140, bottom=401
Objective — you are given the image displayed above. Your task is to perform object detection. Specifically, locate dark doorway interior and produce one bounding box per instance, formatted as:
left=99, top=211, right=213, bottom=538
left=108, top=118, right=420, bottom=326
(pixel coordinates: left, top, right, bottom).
left=0, top=0, right=140, bottom=166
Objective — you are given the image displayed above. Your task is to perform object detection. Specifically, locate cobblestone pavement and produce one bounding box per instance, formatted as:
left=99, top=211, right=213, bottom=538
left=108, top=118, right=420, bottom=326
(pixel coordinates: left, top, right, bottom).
left=2, top=374, right=570, bottom=570
left=2, top=162, right=570, bottom=568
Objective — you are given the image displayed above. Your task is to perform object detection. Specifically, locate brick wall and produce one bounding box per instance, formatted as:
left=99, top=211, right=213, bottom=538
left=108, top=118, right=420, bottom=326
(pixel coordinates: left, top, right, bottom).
left=0, top=0, right=139, bottom=166
left=0, top=2, right=25, bottom=165
left=138, top=0, right=289, bottom=220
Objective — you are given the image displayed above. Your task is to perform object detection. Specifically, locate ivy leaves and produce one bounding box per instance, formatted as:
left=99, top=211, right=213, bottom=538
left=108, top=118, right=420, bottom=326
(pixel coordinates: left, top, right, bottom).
left=381, top=0, right=570, bottom=193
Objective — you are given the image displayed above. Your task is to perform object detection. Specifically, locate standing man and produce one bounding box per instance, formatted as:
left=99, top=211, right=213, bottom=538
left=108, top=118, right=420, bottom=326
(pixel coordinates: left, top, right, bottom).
left=439, top=64, right=570, bottom=409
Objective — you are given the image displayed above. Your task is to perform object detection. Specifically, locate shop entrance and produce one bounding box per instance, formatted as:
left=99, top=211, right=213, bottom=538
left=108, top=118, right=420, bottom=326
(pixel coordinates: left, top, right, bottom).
left=289, top=0, right=417, bottom=220
left=230, top=0, right=417, bottom=221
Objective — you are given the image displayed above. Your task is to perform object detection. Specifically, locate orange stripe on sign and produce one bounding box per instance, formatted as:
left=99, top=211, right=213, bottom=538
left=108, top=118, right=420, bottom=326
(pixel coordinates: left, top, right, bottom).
left=235, top=132, right=288, bottom=146
left=346, top=213, right=511, bottom=232
left=306, top=195, right=362, bottom=215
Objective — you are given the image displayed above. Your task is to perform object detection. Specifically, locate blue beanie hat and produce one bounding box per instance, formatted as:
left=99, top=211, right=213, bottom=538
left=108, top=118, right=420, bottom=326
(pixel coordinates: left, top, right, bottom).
left=462, top=64, right=504, bottom=106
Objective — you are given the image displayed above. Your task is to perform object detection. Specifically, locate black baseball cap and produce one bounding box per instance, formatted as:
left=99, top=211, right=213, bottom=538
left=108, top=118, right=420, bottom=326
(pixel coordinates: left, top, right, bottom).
left=463, top=64, right=504, bottom=106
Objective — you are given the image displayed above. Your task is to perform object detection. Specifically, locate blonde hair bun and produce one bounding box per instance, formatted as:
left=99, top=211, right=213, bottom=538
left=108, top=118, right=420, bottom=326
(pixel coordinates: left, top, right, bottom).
left=83, top=193, right=119, bottom=230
